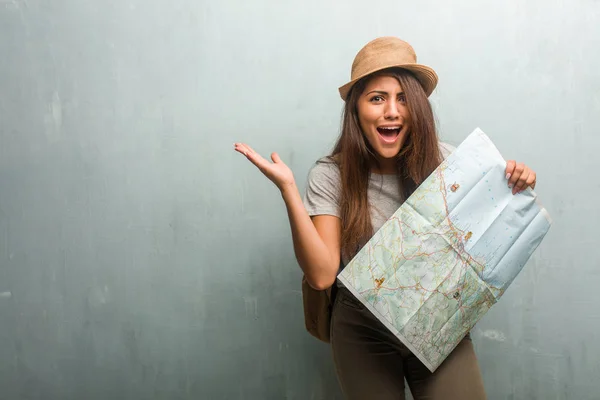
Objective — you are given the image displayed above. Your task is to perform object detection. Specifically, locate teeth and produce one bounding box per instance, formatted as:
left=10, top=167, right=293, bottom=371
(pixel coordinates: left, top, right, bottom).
left=380, top=127, right=400, bottom=130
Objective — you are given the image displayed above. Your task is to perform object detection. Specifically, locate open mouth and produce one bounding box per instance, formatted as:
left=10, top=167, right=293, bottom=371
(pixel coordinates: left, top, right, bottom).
left=377, top=126, right=402, bottom=143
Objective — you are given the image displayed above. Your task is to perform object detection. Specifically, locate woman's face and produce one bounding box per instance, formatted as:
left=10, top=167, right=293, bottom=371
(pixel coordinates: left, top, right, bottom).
left=356, top=74, right=411, bottom=171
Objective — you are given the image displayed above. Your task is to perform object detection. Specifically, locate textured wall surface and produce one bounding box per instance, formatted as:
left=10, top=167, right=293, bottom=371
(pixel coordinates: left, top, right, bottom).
left=1, top=0, right=598, bottom=398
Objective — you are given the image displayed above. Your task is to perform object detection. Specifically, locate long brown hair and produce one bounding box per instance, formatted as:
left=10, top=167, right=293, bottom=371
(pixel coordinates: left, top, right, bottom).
left=329, top=68, right=442, bottom=261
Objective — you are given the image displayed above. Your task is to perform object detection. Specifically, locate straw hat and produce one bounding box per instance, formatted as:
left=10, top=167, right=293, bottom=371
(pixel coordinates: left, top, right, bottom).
left=338, top=37, right=438, bottom=100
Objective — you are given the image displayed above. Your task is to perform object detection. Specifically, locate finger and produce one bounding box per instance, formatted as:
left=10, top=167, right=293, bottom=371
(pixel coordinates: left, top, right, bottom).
left=234, top=142, right=253, bottom=157
left=233, top=142, right=247, bottom=156
left=509, top=162, right=525, bottom=194
left=234, top=143, right=258, bottom=160
left=271, top=152, right=282, bottom=164
left=505, top=160, right=516, bottom=181
left=234, top=143, right=271, bottom=170
left=514, top=168, right=530, bottom=194
left=526, top=171, right=536, bottom=191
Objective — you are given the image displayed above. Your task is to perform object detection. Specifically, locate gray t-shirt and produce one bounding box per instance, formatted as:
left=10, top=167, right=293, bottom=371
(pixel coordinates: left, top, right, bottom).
left=302, top=142, right=455, bottom=269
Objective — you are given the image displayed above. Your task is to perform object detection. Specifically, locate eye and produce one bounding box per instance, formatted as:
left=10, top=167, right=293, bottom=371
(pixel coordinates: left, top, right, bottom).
left=369, top=95, right=384, bottom=103
left=398, top=93, right=407, bottom=104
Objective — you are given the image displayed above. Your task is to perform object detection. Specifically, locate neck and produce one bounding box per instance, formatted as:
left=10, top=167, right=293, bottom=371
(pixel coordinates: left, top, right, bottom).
left=372, top=157, right=397, bottom=175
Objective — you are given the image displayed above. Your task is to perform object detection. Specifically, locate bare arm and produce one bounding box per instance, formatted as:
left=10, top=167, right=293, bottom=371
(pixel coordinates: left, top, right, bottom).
left=281, top=184, right=340, bottom=289
left=234, top=143, right=340, bottom=290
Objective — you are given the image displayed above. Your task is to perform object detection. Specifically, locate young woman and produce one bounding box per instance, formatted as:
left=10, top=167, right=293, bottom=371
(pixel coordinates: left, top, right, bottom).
left=234, top=37, right=536, bottom=400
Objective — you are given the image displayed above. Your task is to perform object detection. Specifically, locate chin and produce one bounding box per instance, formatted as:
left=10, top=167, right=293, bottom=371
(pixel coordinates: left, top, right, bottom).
left=377, top=146, right=402, bottom=159
left=378, top=151, right=399, bottom=160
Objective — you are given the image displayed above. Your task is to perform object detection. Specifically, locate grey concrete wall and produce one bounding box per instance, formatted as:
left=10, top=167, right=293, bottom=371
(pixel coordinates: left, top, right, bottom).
left=0, top=0, right=598, bottom=398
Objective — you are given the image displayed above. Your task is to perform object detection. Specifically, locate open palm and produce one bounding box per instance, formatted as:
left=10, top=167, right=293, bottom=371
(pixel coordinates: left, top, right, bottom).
left=234, top=143, right=295, bottom=191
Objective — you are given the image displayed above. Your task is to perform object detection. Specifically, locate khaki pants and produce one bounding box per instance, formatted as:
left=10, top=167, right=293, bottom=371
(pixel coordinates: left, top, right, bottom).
left=331, top=287, right=487, bottom=400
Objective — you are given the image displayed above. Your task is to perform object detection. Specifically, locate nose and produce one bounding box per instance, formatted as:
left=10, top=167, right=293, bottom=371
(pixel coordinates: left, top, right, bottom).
left=384, top=101, right=400, bottom=120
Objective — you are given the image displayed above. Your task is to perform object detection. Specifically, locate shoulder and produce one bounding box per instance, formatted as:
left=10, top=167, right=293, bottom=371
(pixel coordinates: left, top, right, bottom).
left=306, top=156, right=341, bottom=184
left=303, top=156, right=341, bottom=216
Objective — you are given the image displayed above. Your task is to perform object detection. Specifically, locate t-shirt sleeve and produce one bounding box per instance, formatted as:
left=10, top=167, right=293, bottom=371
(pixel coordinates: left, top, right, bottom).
left=302, top=160, right=341, bottom=218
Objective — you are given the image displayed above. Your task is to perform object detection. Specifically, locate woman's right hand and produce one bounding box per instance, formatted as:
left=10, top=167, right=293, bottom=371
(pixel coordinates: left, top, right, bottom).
left=234, top=143, right=296, bottom=193
left=235, top=142, right=340, bottom=289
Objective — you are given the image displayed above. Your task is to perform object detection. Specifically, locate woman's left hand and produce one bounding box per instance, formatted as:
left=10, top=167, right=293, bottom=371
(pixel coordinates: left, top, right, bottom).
left=505, top=160, right=537, bottom=195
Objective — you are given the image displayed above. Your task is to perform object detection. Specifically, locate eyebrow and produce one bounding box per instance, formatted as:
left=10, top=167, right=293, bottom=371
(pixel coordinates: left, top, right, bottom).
left=365, top=90, right=405, bottom=96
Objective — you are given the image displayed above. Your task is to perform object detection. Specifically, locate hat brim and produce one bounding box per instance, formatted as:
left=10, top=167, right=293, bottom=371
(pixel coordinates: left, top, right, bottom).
left=338, top=64, right=438, bottom=100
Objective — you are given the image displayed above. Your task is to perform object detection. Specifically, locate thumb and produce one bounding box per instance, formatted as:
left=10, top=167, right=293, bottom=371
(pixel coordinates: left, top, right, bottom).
left=505, top=160, right=516, bottom=179
left=271, top=152, right=282, bottom=164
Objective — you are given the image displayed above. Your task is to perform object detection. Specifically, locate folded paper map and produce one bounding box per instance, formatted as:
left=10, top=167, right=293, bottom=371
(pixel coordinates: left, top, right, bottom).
left=337, top=127, right=552, bottom=372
